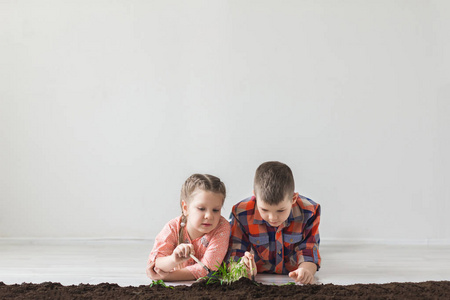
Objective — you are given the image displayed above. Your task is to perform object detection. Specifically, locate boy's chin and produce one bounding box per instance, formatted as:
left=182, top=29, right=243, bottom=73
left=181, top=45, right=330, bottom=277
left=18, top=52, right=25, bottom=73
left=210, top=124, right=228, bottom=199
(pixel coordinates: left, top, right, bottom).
left=268, top=222, right=282, bottom=227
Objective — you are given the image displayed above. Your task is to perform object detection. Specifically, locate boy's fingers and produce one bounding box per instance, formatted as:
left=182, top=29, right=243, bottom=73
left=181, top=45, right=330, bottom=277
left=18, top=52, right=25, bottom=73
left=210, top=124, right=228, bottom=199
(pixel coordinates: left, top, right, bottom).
left=244, top=251, right=252, bottom=260
left=289, top=271, right=299, bottom=281
left=242, top=256, right=249, bottom=268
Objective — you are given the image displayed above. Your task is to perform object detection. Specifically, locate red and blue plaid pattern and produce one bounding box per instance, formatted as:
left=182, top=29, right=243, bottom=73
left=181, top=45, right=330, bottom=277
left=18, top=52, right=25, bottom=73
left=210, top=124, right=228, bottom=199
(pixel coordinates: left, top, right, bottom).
left=227, top=194, right=321, bottom=274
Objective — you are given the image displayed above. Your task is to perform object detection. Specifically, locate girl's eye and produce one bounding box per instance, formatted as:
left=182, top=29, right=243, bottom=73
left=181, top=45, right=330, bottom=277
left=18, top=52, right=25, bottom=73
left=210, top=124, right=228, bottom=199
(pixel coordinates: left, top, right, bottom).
left=213, top=209, right=220, bottom=213
left=197, top=207, right=205, bottom=211
left=277, top=210, right=285, bottom=213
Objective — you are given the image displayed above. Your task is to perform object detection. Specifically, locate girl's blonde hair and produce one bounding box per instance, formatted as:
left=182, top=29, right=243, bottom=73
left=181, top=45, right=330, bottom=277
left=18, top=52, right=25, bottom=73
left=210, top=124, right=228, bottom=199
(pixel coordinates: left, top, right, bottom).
left=178, top=174, right=226, bottom=244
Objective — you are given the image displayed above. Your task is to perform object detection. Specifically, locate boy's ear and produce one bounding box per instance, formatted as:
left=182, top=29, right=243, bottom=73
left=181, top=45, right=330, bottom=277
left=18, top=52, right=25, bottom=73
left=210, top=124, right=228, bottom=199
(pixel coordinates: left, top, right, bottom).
left=291, top=193, right=297, bottom=204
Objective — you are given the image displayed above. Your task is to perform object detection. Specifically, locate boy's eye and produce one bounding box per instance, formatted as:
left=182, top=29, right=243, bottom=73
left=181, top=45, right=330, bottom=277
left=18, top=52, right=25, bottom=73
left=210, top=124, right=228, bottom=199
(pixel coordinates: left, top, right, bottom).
left=197, top=207, right=205, bottom=211
left=213, top=209, right=220, bottom=213
left=277, top=210, right=285, bottom=213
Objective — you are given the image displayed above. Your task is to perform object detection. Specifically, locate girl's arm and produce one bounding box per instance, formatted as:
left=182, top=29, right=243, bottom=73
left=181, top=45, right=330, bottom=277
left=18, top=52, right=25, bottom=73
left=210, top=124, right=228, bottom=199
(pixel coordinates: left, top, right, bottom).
left=155, top=243, right=194, bottom=273
left=147, top=261, right=195, bottom=281
left=159, top=268, right=196, bottom=281
left=185, top=218, right=231, bottom=279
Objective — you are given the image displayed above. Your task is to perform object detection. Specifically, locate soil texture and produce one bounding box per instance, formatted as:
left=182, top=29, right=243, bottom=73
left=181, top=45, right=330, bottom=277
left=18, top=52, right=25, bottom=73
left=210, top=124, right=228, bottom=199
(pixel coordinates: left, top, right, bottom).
left=1, top=278, right=450, bottom=299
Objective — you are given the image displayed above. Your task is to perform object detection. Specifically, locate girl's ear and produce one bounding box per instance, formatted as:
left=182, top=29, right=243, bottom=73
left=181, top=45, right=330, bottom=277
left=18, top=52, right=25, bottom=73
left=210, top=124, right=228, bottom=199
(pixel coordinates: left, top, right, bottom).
left=181, top=200, right=188, bottom=215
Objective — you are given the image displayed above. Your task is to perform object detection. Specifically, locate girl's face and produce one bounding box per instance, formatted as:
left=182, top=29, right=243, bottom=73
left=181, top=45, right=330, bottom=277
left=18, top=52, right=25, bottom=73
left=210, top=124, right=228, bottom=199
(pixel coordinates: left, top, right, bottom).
left=182, top=189, right=224, bottom=241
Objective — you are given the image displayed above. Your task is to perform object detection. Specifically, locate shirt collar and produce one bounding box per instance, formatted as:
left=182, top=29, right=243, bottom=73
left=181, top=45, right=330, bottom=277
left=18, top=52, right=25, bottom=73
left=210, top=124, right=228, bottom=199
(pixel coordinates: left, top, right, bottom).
left=253, top=197, right=265, bottom=224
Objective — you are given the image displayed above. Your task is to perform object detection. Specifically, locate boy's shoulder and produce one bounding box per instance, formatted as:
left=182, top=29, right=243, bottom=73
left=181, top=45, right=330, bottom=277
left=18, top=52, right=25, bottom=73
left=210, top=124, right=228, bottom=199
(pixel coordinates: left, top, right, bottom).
left=291, top=194, right=321, bottom=223
left=296, top=194, right=320, bottom=211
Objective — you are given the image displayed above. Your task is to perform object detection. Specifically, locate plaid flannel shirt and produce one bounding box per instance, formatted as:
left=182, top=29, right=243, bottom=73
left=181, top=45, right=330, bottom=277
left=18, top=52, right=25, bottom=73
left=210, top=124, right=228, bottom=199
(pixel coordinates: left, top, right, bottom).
left=227, top=193, right=321, bottom=274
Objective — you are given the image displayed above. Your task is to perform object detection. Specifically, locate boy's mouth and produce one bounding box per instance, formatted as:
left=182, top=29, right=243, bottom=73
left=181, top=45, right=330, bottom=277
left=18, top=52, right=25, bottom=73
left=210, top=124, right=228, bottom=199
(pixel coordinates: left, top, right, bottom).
left=201, top=223, right=212, bottom=227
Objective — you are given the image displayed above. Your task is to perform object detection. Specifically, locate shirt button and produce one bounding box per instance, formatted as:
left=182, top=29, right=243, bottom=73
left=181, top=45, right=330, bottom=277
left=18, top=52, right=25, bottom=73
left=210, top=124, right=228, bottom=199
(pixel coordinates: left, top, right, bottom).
left=256, top=240, right=260, bottom=244
left=290, top=238, right=293, bottom=242
left=278, top=251, right=281, bottom=254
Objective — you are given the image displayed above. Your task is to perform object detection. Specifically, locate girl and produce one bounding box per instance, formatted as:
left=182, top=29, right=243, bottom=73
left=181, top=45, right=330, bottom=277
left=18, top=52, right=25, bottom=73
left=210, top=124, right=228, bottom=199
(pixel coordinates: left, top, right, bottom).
left=146, top=174, right=231, bottom=281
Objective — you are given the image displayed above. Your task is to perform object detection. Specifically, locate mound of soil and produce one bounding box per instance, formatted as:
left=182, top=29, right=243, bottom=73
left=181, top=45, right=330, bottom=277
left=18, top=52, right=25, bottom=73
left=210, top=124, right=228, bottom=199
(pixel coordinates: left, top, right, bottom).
left=1, top=278, right=450, bottom=299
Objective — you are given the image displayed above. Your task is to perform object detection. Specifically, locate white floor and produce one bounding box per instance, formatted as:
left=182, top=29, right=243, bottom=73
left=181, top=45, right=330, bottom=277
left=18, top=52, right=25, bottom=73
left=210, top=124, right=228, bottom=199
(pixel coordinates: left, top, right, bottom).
left=1, top=239, right=450, bottom=287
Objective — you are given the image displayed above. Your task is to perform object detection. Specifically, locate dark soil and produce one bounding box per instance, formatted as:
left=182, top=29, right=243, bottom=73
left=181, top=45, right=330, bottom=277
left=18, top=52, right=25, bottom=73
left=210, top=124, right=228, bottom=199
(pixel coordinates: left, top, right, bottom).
left=1, top=278, right=450, bottom=299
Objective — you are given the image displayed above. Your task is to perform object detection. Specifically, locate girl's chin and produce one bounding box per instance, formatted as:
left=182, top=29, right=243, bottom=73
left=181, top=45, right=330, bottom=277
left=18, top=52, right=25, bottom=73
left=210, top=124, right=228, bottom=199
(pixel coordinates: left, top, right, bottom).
left=198, top=224, right=215, bottom=232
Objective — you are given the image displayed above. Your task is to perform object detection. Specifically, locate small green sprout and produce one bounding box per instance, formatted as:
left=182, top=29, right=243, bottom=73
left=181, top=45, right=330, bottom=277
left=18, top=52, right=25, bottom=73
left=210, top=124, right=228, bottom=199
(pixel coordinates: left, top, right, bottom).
left=200, top=258, right=258, bottom=285
left=149, top=280, right=174, bottom=289
left=271, top=281, right=296, bottom=286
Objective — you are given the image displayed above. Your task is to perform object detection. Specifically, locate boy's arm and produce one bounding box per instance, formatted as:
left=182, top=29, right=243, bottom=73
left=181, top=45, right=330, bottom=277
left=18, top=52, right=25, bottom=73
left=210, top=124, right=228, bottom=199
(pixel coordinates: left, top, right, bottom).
left=226, top=210, right=251, bottom=263
left=295, top=204, right=321, bottom=271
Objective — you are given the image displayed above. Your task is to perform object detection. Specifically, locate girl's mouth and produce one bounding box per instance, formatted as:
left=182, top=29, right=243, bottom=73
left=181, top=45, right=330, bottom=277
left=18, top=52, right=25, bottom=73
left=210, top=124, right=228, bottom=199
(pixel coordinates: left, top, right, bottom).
left=202, top=223, right=212, bottom=227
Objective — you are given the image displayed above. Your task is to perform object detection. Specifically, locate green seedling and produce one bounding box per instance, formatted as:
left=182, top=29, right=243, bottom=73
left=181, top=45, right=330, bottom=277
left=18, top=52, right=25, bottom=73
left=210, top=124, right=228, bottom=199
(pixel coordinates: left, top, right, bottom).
left=149, top=280, right=174, bottom=289
left=278, top=282, right=296, bottom=286
left=200, top=258, right=258, bottom=286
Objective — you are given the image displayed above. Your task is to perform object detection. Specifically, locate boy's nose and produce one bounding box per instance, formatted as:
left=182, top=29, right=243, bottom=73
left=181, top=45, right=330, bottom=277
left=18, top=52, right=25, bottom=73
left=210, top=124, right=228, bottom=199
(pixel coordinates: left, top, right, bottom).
left=268, top=214, right=277, bottom=222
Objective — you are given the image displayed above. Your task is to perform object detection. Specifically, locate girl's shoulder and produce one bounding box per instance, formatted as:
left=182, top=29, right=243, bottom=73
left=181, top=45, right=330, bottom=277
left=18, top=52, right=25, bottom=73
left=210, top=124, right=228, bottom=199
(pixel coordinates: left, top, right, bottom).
left=160, top=216, right=183, bottom=233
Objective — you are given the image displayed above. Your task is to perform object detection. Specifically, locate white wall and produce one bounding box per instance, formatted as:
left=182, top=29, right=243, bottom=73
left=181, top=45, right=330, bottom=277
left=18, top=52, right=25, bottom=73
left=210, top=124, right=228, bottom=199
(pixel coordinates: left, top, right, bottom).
left=1, top=0, right=449, bottom=243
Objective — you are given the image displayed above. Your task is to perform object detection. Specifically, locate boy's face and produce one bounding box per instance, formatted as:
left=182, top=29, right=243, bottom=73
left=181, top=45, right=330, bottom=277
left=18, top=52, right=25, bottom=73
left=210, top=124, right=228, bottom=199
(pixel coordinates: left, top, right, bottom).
left=255, top=193, right=296, bottom=227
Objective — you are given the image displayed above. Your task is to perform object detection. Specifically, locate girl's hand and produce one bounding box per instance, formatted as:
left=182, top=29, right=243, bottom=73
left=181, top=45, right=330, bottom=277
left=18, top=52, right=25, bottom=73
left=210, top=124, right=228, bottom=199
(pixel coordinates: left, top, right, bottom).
left=172, top=243, right=195, bottom=264
left=242, top=251, right=257, bottom=278
left=147, top=261, right=170, bottom=280
left=288, top=267, right=315, bottom=285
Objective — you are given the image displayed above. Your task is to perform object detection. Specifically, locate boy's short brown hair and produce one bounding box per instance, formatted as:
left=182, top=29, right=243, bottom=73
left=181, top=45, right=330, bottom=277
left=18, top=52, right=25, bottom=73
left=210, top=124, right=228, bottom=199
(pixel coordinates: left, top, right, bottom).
left=253, top=161, right=295, bottom=205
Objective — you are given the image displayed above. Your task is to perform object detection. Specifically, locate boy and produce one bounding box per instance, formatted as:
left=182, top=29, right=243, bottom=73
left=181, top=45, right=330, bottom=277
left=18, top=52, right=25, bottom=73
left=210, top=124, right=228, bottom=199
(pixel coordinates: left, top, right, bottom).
left=227, top=161, right=321, bottom=284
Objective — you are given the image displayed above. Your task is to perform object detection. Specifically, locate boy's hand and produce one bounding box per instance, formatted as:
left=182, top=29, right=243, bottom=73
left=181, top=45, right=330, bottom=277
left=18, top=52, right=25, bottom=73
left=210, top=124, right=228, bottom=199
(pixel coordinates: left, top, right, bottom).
left=241, top=251, right=257, bottom=278
left=289, top=267, right=315, bottom=285
left=172, top=243, right=195, bottom=264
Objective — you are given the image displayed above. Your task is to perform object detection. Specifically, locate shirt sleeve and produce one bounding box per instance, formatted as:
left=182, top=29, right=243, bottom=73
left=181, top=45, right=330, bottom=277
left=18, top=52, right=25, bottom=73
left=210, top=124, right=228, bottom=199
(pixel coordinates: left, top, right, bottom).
left=295, top=204, right=321, bottom=270
left=226, top=209, right=251, bottom=263
left=147, top=220, right=178, bottom=266
left=186, top=218, right=231, bottom=279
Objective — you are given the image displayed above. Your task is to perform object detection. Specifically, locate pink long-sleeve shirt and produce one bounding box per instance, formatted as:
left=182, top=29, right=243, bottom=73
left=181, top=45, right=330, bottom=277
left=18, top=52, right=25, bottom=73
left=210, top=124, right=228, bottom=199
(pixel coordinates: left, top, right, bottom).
left=147, top=215, right=231, bottom=279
